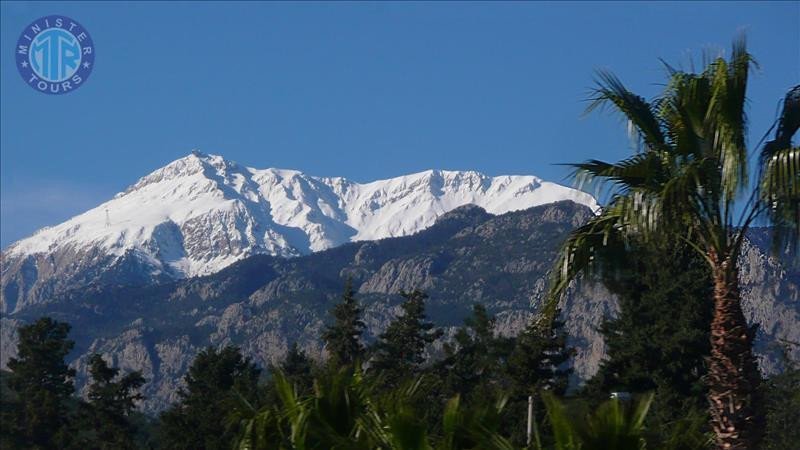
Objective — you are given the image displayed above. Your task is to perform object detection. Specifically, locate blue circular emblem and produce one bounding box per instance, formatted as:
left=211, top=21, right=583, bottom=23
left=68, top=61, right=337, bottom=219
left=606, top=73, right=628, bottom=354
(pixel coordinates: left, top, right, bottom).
left=15, top=15, right=95, bottom=95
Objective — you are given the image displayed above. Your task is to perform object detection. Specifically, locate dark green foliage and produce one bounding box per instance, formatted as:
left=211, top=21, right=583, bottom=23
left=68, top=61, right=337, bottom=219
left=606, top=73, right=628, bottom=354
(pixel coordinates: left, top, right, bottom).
left=25, top=202, right=592, bottom=407
left=583, top=241, right=714, bottom=448
left=158, top=346, right=261, bottom=450
left=2, top=318, right=77, bottom=449
left=235, top=367, right=515, bottom=450
left=279, top=342, right=315, bottom=396
left=538, top=392, right=654, bottom=450
left=549, top=39, right=796, bottom=449
left=508, top=314, right=573, bottom=397
left=77, top=354, right=146, bottom=449
left=427, top=303, right=573, bottom=447
left=322, top=278, right=366, bottom=366
left=588, top=242, right=712, bottom=403
left=369, top=290, right=443, bottom=387
left=505, top=313, right=574, bottom=446
left=5, top=260, right=794, bottom=450
left=423, top=305, right=514, bottom=441
left=437, top=304, right=514, bottom=401
left=760, top=351, right=800, bottom=450
left=583, top=242, right=713, bottom=446
left=0, top=370, right=17, bottom=449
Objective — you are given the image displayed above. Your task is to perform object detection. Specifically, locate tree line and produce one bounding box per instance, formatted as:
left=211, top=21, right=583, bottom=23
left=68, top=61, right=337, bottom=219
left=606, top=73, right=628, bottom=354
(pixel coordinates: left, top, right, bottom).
left=0, top=284, right=572, bottom=449
left=2, top=244, right=797, bottom=449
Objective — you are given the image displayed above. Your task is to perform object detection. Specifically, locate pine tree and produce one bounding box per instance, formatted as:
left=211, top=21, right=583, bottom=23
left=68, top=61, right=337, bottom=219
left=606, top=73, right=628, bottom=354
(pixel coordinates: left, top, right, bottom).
left=279, top=342, right=315, bottom=395
left=158, top=346, right=261, bottom=450
left=508, top=313, right=573, bottom=397
left=585, top=242, right=712, bottom=412
left=369, top=289, right=442, bottom=386
left=504, top=313, right=574, bottom=446
left=3, top=317, right=77, bottom=449
left=437, top=304, right=514, bottom=400
left=322, top=279, right=366, bottom=366
left=583, top=241, right=713, bottom=447
left=761, top=348, right=800, bottom=450
left=79, top=354, right=145, bottom=450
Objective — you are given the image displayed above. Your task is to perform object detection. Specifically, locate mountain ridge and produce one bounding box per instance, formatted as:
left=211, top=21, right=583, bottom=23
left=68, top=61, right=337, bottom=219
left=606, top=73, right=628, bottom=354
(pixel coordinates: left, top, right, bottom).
left=2, top=201, right=796, bottom=414
left=1, top=151, right=596, bottom=314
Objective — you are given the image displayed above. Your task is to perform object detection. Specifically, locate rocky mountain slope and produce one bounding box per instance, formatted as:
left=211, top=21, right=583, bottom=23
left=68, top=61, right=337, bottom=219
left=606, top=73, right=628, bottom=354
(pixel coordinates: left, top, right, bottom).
left=1, top=152, right=597, bottom=314
left=1, top=201, right=797, bottom=414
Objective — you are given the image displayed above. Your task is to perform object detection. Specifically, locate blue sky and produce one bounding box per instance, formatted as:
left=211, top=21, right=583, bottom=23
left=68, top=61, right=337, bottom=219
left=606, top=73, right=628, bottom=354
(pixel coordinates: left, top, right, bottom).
left=1, top=1, right=798, bottom=247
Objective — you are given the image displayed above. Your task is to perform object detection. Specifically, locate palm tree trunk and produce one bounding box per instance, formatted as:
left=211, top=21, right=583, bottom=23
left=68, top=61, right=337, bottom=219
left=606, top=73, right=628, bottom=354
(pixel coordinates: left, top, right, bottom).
left=707, top=254, right=763, bottom=450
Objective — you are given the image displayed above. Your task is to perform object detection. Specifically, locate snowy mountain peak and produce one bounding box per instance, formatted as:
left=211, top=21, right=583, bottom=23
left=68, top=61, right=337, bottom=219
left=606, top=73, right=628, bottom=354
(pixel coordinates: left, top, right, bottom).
left=118, top=151, right=229, bottom=198
left=2, top=152, right=596, bottom=312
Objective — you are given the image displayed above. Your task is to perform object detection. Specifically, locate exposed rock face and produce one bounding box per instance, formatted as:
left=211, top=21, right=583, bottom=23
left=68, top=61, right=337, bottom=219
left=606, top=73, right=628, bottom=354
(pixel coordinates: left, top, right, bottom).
left=1, top=247, right=171, bottom=314
left=738, top=239, right=800, bottom=374
left=1, top=202, right=797, bottom=414
left=1, top=152, right=597, bottom=314
left=0, top=317, right=22, bottom=369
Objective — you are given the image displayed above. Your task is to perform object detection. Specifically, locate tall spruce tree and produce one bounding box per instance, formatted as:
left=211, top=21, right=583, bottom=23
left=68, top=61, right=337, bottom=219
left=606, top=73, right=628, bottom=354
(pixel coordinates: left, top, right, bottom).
left=585, top=242, right=712, bottom=412
left=508, top=313, right=573, bottom=397
left=504, top=312, right=574, bottom=446
left=279, top=342, right=315, bottom=395
left=78, top=354, right=145, bottom=450
left=158, top=346, right=261, bottom=450
left=583, top=241, right=713, bottom=447
left=437, top=304, right=514, bottom=401
left=3, top=318, right=77, bottom=450
left=322, top=279, right=366, bottom=366
left=369, top=289, right=442, bottom=386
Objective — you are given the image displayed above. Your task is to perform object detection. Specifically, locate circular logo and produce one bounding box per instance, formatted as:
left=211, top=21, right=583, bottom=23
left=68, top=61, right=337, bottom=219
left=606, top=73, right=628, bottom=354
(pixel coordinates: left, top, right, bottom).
left=15, top=15, right=95, bottom=95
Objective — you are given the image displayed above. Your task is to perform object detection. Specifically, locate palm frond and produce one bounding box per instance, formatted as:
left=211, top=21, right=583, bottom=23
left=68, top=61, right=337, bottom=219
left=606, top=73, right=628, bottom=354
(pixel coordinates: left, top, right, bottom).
left=587, top=70, right=667, bottom=152
left=706, top=36, right=753, bottom=200
left=569, top=152, right=668, bottom=200
left=660, top=72, right=710, bottom=158
left=437, top=394, right=515, bottom=450
left=542, top=211, right=629, bottom=328
left=540, top=392, right=653, bottom=450
left=539, top=393, right=578, bottom=450
left=559, top=37, right=759, bottom=282
left=759, top=85, right=800, bottom=255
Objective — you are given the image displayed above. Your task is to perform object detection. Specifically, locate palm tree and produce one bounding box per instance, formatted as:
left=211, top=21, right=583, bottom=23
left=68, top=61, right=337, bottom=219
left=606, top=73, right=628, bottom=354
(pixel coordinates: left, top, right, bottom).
left=537, top=392, right=655, bottom=450
left=547, top=36, right=799, bottom=450
left=234, top=367, right=515, bottom=450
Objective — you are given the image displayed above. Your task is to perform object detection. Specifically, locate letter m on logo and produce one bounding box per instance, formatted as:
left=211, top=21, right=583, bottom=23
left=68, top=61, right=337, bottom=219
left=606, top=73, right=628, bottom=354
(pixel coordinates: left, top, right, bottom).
left=17, top=45, right=28, bottom=55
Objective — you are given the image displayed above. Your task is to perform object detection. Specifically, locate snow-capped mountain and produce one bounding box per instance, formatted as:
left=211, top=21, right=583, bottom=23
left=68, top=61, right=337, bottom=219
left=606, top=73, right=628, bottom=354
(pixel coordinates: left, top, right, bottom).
left=1, top=151, right=596, bottom=313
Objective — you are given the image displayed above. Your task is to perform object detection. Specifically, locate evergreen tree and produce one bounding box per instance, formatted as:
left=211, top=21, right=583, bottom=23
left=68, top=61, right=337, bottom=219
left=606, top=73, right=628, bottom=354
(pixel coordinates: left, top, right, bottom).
left=78, top=354, right=145, bottom=450
left=760, top=346, right=800, bottom=450
left=322, top=278, right=366, bottom=366
left=158, top=346, right=261, bottom=450
left=0, top=370, right=19, bottom=450
left=437, top=304, right=513, bottom=400
left=583, top=241, right=713, bottom=447
left=279, top=342, right=315, bottom=395
left=3, top=318, right=77, bottom=449
left=369, top=289, right=442, bottom=386
left=508, top=313, right=573, bottom=397
left=585, top=242, right=712, bottom=413
left=505, top=313, right=574, bottom=446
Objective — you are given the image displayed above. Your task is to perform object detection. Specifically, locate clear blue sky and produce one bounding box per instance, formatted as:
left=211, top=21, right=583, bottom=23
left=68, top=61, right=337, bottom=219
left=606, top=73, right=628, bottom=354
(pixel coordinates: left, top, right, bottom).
left=1, top=1, right=798, bottom=247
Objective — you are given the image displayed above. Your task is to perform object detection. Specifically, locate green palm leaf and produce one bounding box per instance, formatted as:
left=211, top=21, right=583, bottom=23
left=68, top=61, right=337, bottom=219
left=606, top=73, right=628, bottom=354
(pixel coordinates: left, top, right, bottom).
left=759, top=85, right=800, bottom=254
left=548, top=36, right=796, bottom=449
